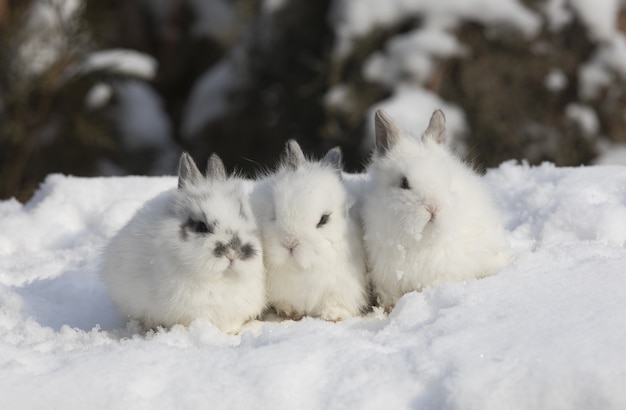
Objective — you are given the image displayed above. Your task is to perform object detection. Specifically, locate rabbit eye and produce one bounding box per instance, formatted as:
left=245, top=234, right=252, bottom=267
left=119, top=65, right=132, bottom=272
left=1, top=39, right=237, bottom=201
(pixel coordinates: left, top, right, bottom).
left=188, top=219, right=213, bottom=234
left=196, top=222, right=210, bottom=233
left=317, top=213, right=330, bottom=228
left=400, top=176, right=411, bottom=190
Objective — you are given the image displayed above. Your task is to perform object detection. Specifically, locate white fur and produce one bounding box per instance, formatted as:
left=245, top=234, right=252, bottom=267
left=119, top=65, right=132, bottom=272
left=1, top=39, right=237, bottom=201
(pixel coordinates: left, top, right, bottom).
left=100, top=155, right=266, bottom=333
left=251, top=142, right=368, bottom=321
left=362, top=110, right=512, bottom=310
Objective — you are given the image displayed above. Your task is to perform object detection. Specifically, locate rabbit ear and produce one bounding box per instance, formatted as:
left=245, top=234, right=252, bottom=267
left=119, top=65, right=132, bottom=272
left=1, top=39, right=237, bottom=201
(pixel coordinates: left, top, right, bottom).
left=422, top=109, right=446, bottom=145
left=285, top=139, right=306, bottom=170
left=322, top=146, right=343, bottom=179
left=206, top=153, right=227, bottom=182
left=178, top=152, right=203, bottom=188
left=375, top=109, right=403, bottom=155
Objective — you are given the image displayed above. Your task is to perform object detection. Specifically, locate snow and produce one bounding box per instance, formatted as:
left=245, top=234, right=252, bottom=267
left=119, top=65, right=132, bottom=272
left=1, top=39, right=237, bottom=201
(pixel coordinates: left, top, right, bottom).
left=18, top=0, right=83, bottom=75
left=569, top=0, right=620, bottom=41
left=363, top=27, right=465, bottom=87
left=578, top=60, right=613, bottom=100
left=544, top=68, right=568, bottom=93
left=543, top=0, right=574, bottom=32
left=565, top=103, right=599, bottom=138
left=594, top=142, right=626, bottom=165
left=262, top=0, right=289, bottom=14
left=324, top=84, right=354, bottom=113
left=578, top=33, right=626, bottom=100
left=113, top=80, right=172, bottom=152
left=83, top=49, right=158, bottom=80
left=85, top=83, right=113, bottom=109
left=182, top=59, right=243, bottom=139
left=2, top=162, right=626, bottom=408
left=329, top=0, right=541, bottom=56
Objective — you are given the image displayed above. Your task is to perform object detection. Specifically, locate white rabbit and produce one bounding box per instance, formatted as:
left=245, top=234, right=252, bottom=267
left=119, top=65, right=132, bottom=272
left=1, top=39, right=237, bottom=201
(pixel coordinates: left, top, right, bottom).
left=251, top=140, right=369, bottom=321
left=100, top=153, right=266, bottom=333
left=362, top=109, right=512, bottom=310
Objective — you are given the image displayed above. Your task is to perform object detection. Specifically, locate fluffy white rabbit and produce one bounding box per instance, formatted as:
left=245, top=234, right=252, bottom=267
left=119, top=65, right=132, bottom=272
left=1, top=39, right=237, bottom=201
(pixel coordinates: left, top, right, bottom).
left=362, top=109, right=512, bottom=310
left=100, top=153, right=266, bottom=333
left=251, top=140, right=368, bottom=321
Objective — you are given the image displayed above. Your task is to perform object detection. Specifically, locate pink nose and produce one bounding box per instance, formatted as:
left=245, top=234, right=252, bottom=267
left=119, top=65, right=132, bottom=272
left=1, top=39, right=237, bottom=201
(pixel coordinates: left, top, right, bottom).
left=283, top=235, right=299, bottom=253
left=425, top=203, right=439, bottom=222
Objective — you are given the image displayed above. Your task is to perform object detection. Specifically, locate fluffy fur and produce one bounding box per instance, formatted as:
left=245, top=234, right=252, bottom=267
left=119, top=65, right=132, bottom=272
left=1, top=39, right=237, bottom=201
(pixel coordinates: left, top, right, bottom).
left=362, top=109, right=512, bottom=310
left=100, top=153, right=266, bottom=333
left=251, top=140, right=368, bottom=321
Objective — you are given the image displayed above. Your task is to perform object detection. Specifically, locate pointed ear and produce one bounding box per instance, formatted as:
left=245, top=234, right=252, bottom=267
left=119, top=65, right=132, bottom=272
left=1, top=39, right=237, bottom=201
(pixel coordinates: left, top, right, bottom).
left=375, top=109, right=403, bottom=155
left=206, top=153, right=227, bottom=182
left=322, top=146, right=343, bottom=178
left=422, top=109, right=446, bottom=145
left=178, top=152, right=202, bottom=189
left=284, top=139, right=306, bottom=170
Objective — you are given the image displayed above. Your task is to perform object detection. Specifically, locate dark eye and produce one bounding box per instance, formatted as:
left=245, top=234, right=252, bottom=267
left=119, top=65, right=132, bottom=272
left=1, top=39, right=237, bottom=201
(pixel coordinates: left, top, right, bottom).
left=195, top=222, right=209, bottom=233
left=316, top=213, right=330, bottom=228
left=188, top=219, right=212, bottom=234
left=400, top=176, right=410, bottom=190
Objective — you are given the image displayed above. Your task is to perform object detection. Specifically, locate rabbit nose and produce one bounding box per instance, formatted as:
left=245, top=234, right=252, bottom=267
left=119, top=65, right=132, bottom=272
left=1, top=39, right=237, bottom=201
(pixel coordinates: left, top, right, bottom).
left=425, top=203, right=439, bottom=222
left=226, top=253, right=236, bottom=266
left=283, top=235, right=299, bottom=253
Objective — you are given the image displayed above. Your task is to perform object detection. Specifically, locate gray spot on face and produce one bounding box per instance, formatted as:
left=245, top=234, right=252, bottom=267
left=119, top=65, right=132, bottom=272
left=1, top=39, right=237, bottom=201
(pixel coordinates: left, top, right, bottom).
left=239, top=243, right=256, bottom=260
left=213, top=234, right=257, bottom=261
left=214, top=242, right=228, bottom=258
left=229, top=236, right=242, bottom=249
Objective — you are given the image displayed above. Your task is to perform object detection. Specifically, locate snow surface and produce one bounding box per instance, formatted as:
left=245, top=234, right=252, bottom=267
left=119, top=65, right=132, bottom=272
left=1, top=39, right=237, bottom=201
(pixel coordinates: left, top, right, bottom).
left=1, top=163, right=626, bottom=409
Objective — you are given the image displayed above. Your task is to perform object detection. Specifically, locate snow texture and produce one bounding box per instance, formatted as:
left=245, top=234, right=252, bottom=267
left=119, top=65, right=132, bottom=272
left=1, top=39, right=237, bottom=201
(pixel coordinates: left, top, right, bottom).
left=83, top=49, right=158, bottom=80
left=1, top=163, right=626, bottom=409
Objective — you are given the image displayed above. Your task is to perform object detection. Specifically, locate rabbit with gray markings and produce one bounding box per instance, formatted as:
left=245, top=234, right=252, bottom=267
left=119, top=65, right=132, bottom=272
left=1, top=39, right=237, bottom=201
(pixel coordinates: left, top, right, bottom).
left=100, top=152, right=266, bottom=333
left=251, top=140, right=369, bottom=321
left=362, top=109, right=513, bottom=311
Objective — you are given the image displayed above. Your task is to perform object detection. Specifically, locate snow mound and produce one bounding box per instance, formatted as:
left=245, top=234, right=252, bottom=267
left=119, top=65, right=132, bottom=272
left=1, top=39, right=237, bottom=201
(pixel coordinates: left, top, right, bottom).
left=1, top=164, right=626, bottom=409
left=329, top=0, right=541, bottom=57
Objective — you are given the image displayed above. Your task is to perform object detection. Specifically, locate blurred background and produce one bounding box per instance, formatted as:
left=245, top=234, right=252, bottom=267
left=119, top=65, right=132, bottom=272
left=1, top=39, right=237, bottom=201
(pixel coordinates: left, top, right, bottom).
left=2, top=0, right=626, bottom=202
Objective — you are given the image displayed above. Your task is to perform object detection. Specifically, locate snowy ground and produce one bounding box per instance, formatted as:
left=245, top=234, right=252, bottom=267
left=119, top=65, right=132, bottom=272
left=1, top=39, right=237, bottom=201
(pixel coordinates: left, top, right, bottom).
left=1, top=162, right=626, bottom=409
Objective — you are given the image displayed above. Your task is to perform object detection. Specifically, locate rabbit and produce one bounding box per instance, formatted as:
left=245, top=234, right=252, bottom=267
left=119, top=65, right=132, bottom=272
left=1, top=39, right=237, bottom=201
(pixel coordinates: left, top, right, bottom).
left=100, top=152, right=266, bottom=334
left=361, top=109, right=513, bottom=311
left=251, top=140, right=369, bottom=321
